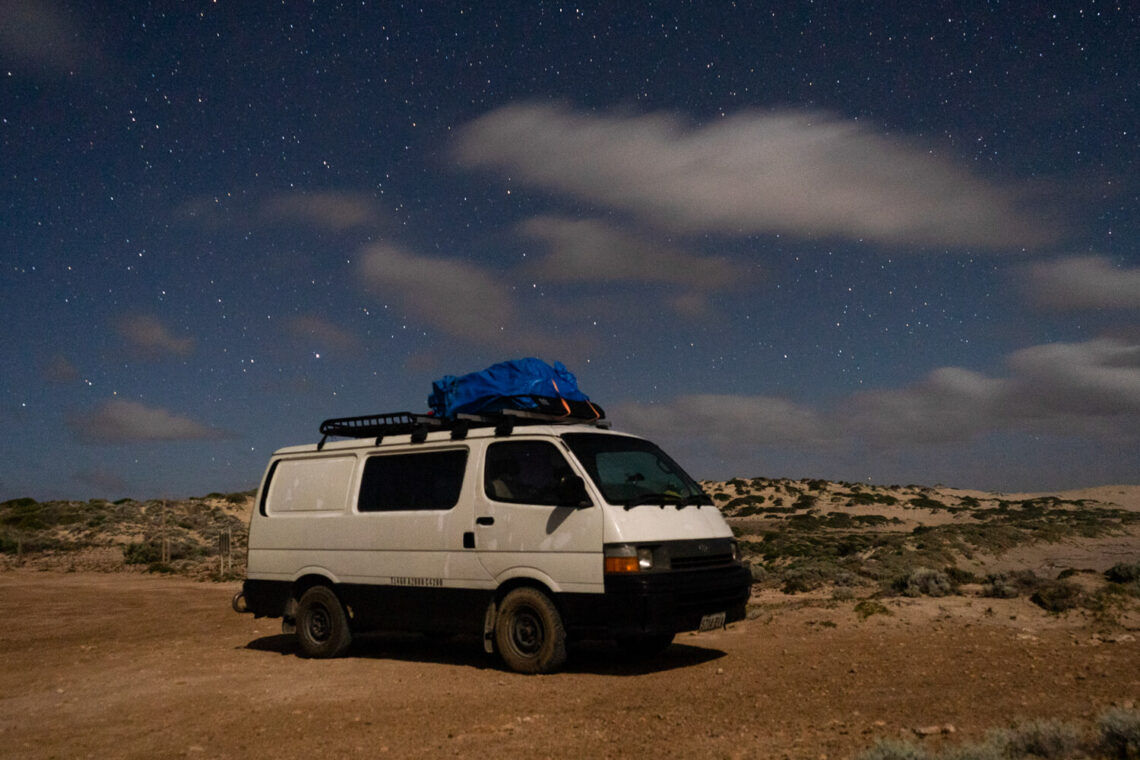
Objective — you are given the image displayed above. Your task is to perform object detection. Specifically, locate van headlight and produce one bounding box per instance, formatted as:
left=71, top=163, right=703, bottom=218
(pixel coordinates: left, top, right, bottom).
left=604, top=544, right=665, bottom=573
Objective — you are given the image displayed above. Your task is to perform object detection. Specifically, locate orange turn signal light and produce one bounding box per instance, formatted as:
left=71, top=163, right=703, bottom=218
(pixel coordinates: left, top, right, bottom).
left=604, top=556, right=640, bottom=574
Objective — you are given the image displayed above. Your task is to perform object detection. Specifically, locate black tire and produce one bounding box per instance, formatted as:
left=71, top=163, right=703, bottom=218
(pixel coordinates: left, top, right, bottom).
left=295, top=585, right=352, bottom=658
left=494, top=587, right=567, bottom=674
left=616, top=633, right=674, bottom=660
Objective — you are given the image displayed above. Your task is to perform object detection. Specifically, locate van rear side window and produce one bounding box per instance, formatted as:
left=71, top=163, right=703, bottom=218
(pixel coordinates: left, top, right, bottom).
left=358, top=449, right=467, bottom=512
left=267, top=456, right=356, bottom=513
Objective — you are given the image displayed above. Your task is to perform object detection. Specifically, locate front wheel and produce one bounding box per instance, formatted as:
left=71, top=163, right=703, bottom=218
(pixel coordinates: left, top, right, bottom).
left=494, top=587, right=567, bottom=674
left=295, top=585, right=352, bottom=658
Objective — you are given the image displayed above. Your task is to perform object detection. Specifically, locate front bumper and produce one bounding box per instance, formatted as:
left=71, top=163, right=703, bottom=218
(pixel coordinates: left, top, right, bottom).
left=565, top=562, right=752, bottom=639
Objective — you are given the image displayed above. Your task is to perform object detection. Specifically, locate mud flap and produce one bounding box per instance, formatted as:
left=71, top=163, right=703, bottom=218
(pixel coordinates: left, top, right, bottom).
left=281, top=597, right=298, bottom=635
left=482, top=599, right=497, bottom=654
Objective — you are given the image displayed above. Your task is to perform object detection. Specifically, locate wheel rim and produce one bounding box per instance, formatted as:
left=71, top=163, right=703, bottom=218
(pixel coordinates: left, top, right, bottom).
left=509, top=608, right=543, bottom=656
left=307, top=604, right=331, bottom=642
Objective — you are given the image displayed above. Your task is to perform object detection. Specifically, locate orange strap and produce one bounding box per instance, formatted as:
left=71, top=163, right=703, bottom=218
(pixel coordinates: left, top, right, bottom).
left=551, top=379, right=572, bottom=417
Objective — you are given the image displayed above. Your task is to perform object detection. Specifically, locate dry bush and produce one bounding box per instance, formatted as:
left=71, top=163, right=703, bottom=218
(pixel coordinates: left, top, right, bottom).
left=1097, top=707, right=1140, bottom=759
left=857, top=708, right=1140, bottom=760
left=893, top=567, right=954, bottom=598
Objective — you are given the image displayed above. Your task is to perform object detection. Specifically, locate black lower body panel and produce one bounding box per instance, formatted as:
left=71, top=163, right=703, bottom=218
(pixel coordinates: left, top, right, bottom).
left=241, top=579, right=492, bottom=634
left=242, top=562, right=751, bottom=641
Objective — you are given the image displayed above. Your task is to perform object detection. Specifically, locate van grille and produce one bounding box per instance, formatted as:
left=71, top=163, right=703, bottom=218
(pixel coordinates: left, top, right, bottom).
left=671, top=551, right=734, bottom=571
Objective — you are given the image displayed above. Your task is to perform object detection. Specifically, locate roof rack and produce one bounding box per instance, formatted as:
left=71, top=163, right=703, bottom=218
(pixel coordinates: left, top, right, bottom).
left=316, top=395, right=606, bottom=449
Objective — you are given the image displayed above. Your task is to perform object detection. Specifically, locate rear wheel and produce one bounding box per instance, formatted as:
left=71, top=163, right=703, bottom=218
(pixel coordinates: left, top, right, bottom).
left=295, top=585, right=352, bottom=658
left=494, top=587, right=566, bottom=674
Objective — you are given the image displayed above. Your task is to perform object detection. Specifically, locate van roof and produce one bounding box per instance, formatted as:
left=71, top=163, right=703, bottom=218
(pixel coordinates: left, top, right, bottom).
left=274, top=421, right=628, bottom=456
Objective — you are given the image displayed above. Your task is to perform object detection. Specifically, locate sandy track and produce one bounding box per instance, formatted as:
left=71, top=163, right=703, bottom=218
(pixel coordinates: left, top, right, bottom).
left=1, top=572, right=1137, bottom=760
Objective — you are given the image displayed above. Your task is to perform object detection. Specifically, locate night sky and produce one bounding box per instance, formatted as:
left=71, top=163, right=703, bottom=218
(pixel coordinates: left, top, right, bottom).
left=3, top=1, right=1139, bottom=500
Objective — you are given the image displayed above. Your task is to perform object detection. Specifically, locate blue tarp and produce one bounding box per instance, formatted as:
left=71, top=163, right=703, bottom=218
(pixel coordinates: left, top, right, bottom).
left=427, top=358, right=590, bottom=419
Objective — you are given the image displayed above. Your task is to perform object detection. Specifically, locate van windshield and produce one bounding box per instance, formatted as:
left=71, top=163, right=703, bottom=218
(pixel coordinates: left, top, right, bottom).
left=561, top=433, right=712, bottom=508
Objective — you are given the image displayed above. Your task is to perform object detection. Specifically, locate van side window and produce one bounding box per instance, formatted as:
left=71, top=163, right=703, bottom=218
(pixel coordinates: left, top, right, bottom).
left=358, top=449, right=467, bottom=512
left=484, top=441, right=578, bottom=505
left=267, top=456, right=356, bottom=514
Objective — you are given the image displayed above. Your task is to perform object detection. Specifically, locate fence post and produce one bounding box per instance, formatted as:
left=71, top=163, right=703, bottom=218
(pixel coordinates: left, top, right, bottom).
left=218, top=528, right=232, bottom=577
left=160, top=501, right=170, bottom=563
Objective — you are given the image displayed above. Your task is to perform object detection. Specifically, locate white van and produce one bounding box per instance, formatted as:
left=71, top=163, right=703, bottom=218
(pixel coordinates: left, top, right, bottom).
left=235, top=403, right=751, bottom=673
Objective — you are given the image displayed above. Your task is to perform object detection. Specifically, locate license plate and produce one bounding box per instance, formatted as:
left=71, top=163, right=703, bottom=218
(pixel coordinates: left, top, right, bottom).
left=699, top=611, right=726, bottom=632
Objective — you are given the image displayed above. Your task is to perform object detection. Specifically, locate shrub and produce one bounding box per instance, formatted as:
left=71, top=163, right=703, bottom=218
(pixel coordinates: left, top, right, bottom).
left=781, top=565, right=828, bottom=594
left=892, top=567, right=954, bottom=598
left=854, top=599, right=891, bottom=620
left=855, top=707, right=1140, bottom=760
left=123, top=541, right=162, bottom=565
left=1096, top=707, right=1140, bottom=760
left=1029, top=579, right=1083, bottom=613
left=0, top=531, right=19, bottom=554
left=990, top=718, right=1083, bottom=759
left=943, top=566, right=979, bottom=585
left=858, top=739, right=930, bottom=760
left=1106, top=562, right=1140, bottom=584
left=794, top=494, right=818, bottom=509
left=940, top=743, right=1005, bottom=760
left=984, top=570, right=1040, bottom=599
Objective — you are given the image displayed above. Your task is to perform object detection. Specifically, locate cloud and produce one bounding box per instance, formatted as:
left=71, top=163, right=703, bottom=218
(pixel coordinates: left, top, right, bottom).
left=175, top=191, right=385, bottom=233
left=258, top=192, right=384, bottom=231
left=846, top=338, right=1140, bottom=444
left=617, top=394, right=831, bottom=449
left=616, top=338, right=1140, bottom=453
left=357, top=243, right=517, bottom=344
left=68, top=400, right=233, bottom=444
left=454, top=103, right=1053, bottom=249
left=1022, top=256, right=1140, bottom=311
left=41, top=353, right=80, bottom=383
left=72, top=468, right=128, bottom=495
left=0, top=0, right=100, bottom=78
left=518, top=215, right=750, bottom=293
left=115, top=314, right=196, bottom=358
left=284, top=315, right=359, bottom=354
left=1005, top=339, right=1140, bottom=418
left=841, top=367, right=1010, bottom=444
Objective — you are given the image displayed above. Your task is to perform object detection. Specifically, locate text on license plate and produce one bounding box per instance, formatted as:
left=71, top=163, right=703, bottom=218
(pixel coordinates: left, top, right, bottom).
left=698, top=611, right=726, bottom=632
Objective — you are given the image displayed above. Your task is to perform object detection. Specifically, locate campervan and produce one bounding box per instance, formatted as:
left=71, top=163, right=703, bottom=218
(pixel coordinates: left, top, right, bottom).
left=234, top=399, right=751, bottom=673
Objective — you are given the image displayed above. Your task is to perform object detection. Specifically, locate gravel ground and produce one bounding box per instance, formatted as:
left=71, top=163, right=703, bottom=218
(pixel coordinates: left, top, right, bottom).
left=1, top=572, right=1137, bottom=760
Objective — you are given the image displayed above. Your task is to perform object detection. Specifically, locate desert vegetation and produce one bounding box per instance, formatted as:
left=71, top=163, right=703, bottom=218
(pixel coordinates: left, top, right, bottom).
left=710, top=476, right=1140, bottom=623
left=0, top=491, right=251, bottom=578
left=860, top=706, right=1140, bottom=759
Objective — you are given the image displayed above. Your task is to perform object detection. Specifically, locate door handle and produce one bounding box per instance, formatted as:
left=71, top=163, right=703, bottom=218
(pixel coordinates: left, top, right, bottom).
left=475, top=516, right=495, bottom=526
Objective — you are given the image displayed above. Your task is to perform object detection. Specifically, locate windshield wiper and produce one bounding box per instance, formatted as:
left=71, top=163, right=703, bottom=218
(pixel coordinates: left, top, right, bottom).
left=621, top=492, right=710, bottom=510
left=622, top=493, right=679, bottom=509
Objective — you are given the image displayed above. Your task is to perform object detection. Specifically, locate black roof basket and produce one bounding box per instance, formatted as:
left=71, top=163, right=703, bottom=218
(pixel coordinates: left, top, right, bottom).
left=316, top=395, right=605, bottom=449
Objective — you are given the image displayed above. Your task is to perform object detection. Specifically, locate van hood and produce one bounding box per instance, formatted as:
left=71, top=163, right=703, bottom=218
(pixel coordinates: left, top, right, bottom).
left=602, top=503, right=734, bottom=544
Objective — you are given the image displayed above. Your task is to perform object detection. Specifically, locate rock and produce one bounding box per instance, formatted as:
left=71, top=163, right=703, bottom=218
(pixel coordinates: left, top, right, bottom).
left=913, top=724, right=955, bottom=737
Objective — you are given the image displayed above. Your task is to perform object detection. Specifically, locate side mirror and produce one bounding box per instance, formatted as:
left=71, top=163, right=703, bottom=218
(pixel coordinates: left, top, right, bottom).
left=558, top=474, right=592, bottom=508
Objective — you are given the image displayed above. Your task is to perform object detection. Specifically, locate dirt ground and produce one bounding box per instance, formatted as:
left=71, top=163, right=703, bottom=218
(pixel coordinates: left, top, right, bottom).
left=1, top=572, right=1137, bottom=760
